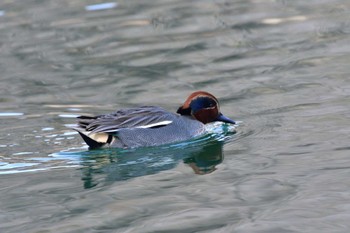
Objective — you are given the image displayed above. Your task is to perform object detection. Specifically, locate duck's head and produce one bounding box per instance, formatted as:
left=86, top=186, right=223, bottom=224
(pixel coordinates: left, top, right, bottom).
left=177, top=91, right=235, bottom=124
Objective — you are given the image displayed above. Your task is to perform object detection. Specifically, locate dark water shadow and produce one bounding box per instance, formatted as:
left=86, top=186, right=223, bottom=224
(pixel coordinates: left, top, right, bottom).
left=79, top=140, right=225, bottom=189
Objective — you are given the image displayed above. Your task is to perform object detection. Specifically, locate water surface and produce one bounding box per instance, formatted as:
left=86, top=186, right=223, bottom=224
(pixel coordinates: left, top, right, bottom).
left=1, top=0, right=350, bottom=232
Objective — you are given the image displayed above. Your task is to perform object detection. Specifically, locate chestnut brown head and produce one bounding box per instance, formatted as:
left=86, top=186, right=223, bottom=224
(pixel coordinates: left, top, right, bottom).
left=177, top=91, right=235, bottom=124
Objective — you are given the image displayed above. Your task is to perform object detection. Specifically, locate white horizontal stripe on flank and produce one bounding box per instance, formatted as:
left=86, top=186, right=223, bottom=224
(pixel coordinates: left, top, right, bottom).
left=136, top=120, right=172, bottom=129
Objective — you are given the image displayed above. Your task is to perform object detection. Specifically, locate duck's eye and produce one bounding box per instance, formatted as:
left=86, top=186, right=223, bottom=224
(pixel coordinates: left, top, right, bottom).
left=206, top=99, right=216, bottom=108
left=190, top=97, right=217, bottom=111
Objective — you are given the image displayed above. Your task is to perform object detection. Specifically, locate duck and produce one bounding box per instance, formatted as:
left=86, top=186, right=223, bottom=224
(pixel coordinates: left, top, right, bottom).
left=73, top=91, right=235, bottom=149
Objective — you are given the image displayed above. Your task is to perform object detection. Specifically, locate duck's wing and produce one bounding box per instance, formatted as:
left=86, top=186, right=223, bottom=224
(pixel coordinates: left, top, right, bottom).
left=77, top=106, right=175, bottom=133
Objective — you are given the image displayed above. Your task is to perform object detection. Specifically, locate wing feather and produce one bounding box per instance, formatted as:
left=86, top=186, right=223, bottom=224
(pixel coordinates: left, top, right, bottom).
left=77, top=106, right=175, bottom=133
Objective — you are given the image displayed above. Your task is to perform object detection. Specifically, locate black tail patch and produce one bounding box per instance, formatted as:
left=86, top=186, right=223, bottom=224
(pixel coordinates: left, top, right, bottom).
left=78, top=132, right=104, bottom=149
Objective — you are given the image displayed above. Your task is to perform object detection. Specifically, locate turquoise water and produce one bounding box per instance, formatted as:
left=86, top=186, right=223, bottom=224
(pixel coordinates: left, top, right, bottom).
left=1, top=0, right=350, bottom=232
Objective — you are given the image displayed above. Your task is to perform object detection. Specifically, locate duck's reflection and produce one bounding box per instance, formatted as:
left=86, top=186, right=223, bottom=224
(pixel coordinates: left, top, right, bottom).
left=183, top=141, right=223, bottom=175
left=79, top=140, right=225, bottom=189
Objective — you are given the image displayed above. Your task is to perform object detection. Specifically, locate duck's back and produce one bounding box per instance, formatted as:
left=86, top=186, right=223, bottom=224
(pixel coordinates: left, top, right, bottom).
left=75, top=106, right=206, bottom=149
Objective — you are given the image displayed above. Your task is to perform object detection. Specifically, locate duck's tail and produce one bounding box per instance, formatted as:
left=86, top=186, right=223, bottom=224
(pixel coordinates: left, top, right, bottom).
left=69, top=125, right=112, bottom=149
left=77, top=130, right=105, bottom=149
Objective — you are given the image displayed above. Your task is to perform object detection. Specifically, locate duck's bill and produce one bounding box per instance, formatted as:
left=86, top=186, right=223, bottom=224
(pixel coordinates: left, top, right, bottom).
left=216, top=113, right=235, bottom=124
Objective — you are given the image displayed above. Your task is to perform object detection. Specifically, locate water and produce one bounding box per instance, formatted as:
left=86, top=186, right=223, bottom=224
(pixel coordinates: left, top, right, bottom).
left=1, top=0, right=350, bottom=232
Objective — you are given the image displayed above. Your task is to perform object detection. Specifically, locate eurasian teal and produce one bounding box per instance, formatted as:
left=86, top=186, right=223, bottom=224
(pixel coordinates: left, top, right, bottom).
left=73, top=91, right=235, bottom=149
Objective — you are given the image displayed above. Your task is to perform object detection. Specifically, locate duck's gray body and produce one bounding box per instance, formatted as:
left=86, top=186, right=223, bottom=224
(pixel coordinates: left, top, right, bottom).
left=74, top=106, right=206, bottom=149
